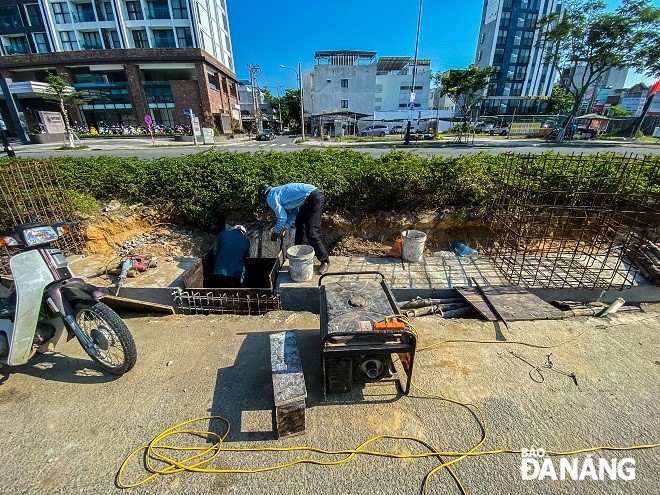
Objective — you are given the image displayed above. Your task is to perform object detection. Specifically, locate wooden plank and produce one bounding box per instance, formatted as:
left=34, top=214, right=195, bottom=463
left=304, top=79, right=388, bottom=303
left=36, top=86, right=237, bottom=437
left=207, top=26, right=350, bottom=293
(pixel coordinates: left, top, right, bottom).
left=270, top=331, right=307, bottom=438
left=455, top=287, right=498, bottom=321
left=474, top=285, right=565, bottom=321
left=102, top=295, right=175, bottom=314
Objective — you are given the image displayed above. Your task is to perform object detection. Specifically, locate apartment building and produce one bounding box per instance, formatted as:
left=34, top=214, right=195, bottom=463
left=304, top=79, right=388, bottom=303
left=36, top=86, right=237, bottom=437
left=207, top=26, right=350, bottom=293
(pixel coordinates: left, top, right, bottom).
left=302, top=51, right=436, bottom=136
left=474, top=0, right=560, bottom=116
left=0, top=0, right=240, bottom=138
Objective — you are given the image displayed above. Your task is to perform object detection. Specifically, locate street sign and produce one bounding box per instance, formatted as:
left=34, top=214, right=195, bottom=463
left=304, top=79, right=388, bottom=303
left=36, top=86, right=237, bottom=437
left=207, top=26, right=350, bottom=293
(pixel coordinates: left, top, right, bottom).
left=183, top=108, right=192, bottom=116
left=192, top=116, right=201, bottom=136
left=144, top=114, right=152, bottom=125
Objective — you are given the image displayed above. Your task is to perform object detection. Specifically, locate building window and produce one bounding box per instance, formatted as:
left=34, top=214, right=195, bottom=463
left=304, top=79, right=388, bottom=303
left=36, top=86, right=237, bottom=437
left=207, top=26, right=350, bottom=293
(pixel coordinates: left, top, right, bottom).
left=51, top=2, right=71, bottom=23
left=0, top=5, right=23, bottom=28
left=126, top=1, right=143, bottom=20
left=499, top=11, right=511, bottom=28
left=171, top=0, right=188, bottom=19
left=340, top=99, right=348, bottom=108
left=502, top=0, right=513, bottom=9
left=4, top=35, right=30, bottom=54
left=102, top=28, right=121, bottom=48
left=59, top=30, right=78, bottom=51
left=152, top=29, right=175, bottom=47
left=132, top=28, right=148, bottom=48
left=146, top=0, right=169, bottom=19
left=145, top=86, right=174, bottom=104
left=176, top=27, right=192, bottom=47
left=24, top=4, right=41, bottom=26
left=493, top=48, right=505, bottom=64
left=81, top=31, right=102, bottom=49
left=518, top=48, right=531, bottom=64
left=511, top=83, right=523, bottom=96
left=521, top=31, right=534, bottom=47
left=33, top=32, right=49, bottom=52
left=102, top=2, right=115, bottom=21
left=514, top=65, right=527, bottom=81
left=496, top=29, right=508, bottom=46
left=341, top=78, right=348, bottom=88
left=74, top=3, right=96, bottom=22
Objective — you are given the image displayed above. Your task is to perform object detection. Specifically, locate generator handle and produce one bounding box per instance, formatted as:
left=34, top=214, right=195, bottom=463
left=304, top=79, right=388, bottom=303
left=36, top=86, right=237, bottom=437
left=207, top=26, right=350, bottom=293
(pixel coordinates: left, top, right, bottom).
left=318, top=271, right=385, bottom=287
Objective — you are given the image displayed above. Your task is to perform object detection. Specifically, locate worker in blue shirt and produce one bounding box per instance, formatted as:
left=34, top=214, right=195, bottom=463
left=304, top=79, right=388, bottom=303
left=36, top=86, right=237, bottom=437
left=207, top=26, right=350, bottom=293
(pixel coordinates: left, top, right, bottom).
left=258, top=183, right=330, bottom=275
left=212, top=224, right=250, bottom=287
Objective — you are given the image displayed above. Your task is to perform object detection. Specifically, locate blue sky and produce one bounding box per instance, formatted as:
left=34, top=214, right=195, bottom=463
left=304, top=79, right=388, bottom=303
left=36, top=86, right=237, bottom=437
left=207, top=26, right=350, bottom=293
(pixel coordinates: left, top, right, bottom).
left=226, top=0, right=656, bottom=93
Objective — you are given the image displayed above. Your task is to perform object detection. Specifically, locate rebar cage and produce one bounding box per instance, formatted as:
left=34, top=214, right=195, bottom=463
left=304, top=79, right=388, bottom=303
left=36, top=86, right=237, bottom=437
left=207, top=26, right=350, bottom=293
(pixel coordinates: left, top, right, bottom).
left=0, top=161, right=85, bottom=274
left=487, top=153, right=660, bottom=290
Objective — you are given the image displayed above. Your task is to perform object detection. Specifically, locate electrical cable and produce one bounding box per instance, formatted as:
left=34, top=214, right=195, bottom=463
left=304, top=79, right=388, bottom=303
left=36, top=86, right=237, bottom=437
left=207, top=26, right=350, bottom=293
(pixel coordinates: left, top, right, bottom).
left=116, top=312, right=660, bottom=492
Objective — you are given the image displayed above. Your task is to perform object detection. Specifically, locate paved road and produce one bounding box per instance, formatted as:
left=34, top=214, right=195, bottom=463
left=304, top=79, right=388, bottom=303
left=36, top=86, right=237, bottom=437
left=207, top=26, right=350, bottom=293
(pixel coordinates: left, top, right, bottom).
left=6, top=134, right=659, bottom=159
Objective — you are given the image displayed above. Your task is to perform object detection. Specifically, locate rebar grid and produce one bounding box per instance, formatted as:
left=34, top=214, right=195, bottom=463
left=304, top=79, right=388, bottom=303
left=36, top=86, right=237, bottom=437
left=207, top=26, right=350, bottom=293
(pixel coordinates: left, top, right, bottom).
left=173, top=289, right=281, bottom=315
left=0, top=161, right=85, bottom=274
left=487, top=153, right=660, bottom=290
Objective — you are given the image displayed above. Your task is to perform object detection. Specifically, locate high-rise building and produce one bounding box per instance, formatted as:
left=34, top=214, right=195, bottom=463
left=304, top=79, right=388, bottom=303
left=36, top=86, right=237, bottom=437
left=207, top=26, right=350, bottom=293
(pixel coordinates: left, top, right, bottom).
left=0, top=0, right=240, bottom=139
left=474, top=0, right=561, bottom=116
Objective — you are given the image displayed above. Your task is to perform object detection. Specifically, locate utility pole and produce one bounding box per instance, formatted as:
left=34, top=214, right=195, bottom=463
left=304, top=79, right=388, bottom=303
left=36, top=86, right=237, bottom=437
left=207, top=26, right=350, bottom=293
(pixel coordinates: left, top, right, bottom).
left=247, top=64, right=262, bottom=133
left=404, top=0, right=423, bottom=146
left=276, top=85, right=284, bottom=132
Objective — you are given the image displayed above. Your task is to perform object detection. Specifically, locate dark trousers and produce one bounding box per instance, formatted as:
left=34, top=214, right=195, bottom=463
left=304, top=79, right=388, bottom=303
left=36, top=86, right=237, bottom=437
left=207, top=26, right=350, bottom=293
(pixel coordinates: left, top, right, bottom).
left=295, top=189, right=329, bottom=262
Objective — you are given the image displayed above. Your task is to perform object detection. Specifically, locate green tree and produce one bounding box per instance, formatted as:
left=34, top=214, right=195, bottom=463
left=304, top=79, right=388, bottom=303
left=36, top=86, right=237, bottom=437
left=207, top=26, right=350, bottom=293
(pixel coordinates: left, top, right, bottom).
left=42, top=73, right=88, bottom=148
left=537, top=0, right=660, bottom=140
left=608, top=105, right=633, bottom=117
left=280, top=89, right=301, bottom=130
left=434, top=65, right=493, bottom=144
left=547, top=85, right=574, bottom=115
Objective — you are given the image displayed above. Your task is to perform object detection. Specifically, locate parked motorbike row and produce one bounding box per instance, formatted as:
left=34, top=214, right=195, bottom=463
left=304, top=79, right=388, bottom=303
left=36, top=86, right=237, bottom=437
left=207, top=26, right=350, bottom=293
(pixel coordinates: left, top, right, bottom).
left=72, top=124, right=191, bottom=136
left=0, top=221, right=137, bottom=376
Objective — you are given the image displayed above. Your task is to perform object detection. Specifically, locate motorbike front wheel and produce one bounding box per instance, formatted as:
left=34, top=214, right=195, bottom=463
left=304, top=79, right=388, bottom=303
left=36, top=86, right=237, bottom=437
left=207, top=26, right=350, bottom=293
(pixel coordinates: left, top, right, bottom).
left=73, top=301, right=137, bottom=375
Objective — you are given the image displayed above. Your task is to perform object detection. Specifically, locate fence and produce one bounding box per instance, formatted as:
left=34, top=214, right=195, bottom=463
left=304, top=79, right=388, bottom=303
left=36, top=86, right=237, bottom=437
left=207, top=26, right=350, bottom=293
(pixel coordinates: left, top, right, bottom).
left=487, top=153, right=660, bottom=290
left=0, top=161, right=85, bottom=274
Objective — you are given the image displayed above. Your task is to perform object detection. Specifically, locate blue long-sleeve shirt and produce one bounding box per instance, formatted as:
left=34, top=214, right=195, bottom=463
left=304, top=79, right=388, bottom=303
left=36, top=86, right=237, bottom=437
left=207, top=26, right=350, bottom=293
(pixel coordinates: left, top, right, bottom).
left=213, top=229, right=250, bottom=279
left=266, top=183, right=318, bottom=233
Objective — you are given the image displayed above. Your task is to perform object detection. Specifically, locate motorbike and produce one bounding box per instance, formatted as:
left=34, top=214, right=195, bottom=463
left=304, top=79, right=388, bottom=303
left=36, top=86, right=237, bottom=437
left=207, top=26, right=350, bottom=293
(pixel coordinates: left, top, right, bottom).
left=0, top=221, right=137, bottom=375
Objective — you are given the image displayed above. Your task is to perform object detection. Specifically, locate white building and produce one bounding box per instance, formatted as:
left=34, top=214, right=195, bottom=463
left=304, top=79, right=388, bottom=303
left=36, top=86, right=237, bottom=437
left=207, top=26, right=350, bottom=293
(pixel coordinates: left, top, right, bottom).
left=375, top=57, right=431, bottom=112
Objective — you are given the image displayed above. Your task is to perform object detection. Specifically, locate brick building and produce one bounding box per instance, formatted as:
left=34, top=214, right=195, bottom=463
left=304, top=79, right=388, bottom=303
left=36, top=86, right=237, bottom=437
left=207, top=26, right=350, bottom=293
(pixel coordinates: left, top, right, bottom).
left=0, top=0, right=240, bottom=138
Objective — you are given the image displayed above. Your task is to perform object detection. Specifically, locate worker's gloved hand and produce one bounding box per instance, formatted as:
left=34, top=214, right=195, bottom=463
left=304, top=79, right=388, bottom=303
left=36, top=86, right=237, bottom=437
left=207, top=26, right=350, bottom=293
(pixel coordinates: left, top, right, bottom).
left=270, top=231, right=279, bottom=242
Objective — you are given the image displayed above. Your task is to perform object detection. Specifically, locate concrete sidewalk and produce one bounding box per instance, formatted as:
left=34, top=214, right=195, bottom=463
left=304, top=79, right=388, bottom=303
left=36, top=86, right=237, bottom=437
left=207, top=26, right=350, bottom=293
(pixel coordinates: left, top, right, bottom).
left=0, top=306, right=657, bottom=495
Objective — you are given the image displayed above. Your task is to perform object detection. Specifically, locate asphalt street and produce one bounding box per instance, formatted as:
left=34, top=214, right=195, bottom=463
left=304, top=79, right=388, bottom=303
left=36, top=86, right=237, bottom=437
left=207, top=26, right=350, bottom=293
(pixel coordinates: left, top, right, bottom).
left=4, top=134, right=659, bottom=159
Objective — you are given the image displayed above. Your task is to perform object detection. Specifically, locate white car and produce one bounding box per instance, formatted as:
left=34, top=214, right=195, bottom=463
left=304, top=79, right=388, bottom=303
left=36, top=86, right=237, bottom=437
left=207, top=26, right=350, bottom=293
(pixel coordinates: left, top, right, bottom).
left=488, top=122, right=510, bottom=136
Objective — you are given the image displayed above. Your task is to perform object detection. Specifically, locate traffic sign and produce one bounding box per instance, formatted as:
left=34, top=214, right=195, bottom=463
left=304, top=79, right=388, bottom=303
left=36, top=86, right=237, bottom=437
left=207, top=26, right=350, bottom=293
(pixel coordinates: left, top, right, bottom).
left=144, top=114, right=152, bottom=125
left=183, top=108, right=192, bottom=116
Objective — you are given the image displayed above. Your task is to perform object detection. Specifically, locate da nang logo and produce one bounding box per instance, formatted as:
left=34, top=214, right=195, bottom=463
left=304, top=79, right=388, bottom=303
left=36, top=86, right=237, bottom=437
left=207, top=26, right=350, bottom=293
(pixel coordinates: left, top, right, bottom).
left=521, top=448, right=636, bottom=481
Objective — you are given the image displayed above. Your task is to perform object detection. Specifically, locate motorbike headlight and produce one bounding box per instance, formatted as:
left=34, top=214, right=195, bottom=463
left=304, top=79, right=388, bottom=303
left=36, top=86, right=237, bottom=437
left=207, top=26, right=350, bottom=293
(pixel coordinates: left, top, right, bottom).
left=23, top=226, right=58, bottom=246
left=0, top=235, right=18, bottom=247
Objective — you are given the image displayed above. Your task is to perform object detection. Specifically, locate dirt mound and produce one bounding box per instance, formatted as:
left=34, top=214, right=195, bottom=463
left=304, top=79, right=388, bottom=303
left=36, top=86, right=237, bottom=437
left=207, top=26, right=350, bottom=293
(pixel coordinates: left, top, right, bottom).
left=330, top=235, right=391, bottom=257
left=80, top=203, right=215, bottom=258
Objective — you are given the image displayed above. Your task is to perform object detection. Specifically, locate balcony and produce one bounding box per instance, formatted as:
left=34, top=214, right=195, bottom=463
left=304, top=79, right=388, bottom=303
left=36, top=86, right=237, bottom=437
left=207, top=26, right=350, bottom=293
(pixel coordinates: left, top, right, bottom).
left=3, top=44, right=31, bottom=55
left=72, top=12, right=96, bottom=22
left=147, top=7, right=170, bottom=19
left=80, top=42, right=104, bottom=50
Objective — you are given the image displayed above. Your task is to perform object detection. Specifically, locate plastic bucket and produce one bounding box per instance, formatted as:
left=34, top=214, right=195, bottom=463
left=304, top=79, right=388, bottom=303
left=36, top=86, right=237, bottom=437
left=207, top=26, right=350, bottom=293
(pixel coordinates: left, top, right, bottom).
left=401, top=230, right=427, bottom=262
left=286, top=245, right=315, bottom=282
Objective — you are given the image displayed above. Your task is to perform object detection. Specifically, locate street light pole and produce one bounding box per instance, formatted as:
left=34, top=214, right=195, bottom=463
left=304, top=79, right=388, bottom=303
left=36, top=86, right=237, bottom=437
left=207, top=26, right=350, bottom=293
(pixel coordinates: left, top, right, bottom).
left=279, top=64, right=305, bottom=140
left=404, top=0, right=423, bottom=146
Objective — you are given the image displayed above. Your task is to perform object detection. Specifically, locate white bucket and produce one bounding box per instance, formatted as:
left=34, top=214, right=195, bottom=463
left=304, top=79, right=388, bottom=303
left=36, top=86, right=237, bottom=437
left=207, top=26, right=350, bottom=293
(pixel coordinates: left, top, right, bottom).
left=401, top=230, right=427, bottom=262
left=286, top=245, right=315, bottom=282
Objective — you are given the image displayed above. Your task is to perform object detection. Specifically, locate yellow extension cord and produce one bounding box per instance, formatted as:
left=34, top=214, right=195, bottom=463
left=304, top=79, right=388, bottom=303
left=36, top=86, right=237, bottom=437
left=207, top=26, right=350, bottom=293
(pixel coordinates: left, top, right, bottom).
left=116, top=314, right=660, bottom=493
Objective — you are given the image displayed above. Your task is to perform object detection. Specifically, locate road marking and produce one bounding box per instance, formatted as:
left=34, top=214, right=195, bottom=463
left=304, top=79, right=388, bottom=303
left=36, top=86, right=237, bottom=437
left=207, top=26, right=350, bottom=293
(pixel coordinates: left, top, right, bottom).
left=280, top=144, right=286, bottom=146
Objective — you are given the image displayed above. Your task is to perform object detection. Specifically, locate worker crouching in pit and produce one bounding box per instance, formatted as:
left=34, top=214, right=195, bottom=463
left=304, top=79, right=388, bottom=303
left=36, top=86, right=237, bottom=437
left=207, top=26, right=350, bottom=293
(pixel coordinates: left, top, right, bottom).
left=258, top=183, right=330, bottom=275
left=212, top=224, right=250, bottom=288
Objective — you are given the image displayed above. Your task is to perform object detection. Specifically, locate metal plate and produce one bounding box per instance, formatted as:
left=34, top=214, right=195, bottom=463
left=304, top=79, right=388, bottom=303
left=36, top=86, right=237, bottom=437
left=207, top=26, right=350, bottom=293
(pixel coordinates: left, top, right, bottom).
left=466, top=285, right=564, bottom=321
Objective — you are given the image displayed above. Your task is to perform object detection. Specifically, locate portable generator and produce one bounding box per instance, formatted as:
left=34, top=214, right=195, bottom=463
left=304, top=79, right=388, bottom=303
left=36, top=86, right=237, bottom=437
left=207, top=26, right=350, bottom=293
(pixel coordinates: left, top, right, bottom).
left=319, top=271, right=416, bottom=398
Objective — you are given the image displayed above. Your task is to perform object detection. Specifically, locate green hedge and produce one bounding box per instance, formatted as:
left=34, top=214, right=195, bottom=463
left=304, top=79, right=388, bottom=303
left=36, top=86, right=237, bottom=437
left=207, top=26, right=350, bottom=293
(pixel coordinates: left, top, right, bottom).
left=4, top=149, right=656, bottom=230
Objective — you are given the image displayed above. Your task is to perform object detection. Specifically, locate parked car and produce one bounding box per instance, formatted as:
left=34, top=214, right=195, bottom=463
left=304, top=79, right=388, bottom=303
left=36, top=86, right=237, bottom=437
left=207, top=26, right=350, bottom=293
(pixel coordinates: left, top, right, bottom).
left=390, top=125, right=405, bottom=135
left=488, top=122, right=510, bottom=136
left=474, top=122, right=493, bottom=133
left=360, top=125, right=388, bottom=137
left=256, top=129, right=275, bottom=141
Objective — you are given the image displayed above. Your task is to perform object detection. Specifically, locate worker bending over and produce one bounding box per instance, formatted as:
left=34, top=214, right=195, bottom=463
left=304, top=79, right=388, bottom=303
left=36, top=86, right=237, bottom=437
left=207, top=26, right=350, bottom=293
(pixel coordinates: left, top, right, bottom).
left=258, top=183, right=330, bottom=275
